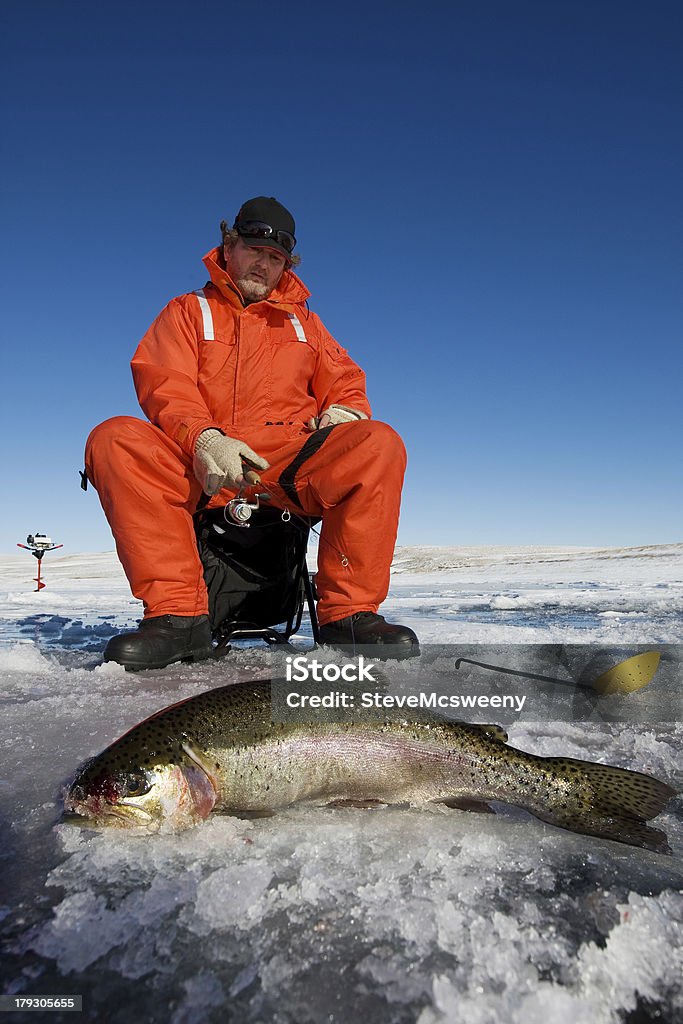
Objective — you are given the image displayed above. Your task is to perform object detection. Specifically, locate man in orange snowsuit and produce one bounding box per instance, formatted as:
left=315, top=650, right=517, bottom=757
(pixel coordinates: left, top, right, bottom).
left=85, top=197, right=418, bottom=669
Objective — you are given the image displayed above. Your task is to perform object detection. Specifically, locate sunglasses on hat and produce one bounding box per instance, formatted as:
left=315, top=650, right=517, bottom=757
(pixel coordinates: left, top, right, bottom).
left=235, top=220, right=296, bottom=254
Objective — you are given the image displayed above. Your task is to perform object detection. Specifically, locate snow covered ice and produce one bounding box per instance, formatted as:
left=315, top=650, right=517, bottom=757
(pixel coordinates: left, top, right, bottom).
left=0, top=544, right=682, bottom=1023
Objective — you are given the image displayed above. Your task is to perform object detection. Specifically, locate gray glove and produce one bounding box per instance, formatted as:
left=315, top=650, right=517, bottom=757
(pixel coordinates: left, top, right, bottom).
left=307, top=404, right=368, bottom=430
left=193, top=429, right=269, bottom=496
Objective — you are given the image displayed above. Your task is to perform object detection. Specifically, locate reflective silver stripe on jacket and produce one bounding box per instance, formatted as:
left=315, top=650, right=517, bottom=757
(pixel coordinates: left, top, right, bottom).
left=288, top=312, right=307, bottom=343
left=194, top=289, right=215, bottom=341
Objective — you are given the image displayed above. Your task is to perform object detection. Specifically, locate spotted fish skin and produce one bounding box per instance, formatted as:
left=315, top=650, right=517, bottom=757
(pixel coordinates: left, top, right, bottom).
left=64, top=681, right=677, bottom=853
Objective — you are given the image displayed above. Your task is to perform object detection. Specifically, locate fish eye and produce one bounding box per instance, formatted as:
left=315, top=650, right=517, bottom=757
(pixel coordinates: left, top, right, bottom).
left=122, top=772, right=152, bottom=798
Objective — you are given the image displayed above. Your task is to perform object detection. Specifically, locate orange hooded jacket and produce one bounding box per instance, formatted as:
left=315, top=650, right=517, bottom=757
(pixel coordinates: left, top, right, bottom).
left=86, top=249, right=406, bottom=623
left=130, top=247, right=372, bottom=459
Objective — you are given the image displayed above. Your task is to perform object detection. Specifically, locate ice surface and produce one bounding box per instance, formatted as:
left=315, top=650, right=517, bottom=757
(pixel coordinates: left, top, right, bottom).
left=387, top=542, right=683, bottom=645
left=0, top=544, right=682, bottom=1022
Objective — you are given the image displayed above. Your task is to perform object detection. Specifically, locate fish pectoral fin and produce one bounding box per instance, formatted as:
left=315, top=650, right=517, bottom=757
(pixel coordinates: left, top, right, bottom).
left=181, top=740, right=220, bottom=793
left=180, top=740, right=219, bottom=818
left=326, top=798, right=388, bottom=809
left=182, top=763, right=218, bottom=818
left=216, top=808, right=277, bottom=820
left=441, top=797, right=496, bottom=814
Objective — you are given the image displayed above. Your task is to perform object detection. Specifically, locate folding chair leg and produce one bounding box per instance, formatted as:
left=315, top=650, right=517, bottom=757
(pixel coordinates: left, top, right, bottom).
left=303, top=572, right=320, bottom=643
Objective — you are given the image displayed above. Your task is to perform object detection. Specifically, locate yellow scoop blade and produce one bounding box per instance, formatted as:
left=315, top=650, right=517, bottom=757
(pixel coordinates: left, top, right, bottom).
left=594, top=651, right=661, bottom=695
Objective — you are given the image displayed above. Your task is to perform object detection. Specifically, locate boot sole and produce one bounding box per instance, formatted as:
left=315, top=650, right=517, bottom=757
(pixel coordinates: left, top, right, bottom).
left=104, top=646, right=214, bottom=672
left=317, top=641, right=420, bottom=662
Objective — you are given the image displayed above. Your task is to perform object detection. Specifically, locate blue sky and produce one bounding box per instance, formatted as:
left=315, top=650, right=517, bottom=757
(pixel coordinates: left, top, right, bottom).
left=1, top=0, right=681, bottom=554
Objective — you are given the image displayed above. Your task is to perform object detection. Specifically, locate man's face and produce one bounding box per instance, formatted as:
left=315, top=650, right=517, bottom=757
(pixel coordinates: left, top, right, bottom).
left=224, top=238, right=287, bottom=302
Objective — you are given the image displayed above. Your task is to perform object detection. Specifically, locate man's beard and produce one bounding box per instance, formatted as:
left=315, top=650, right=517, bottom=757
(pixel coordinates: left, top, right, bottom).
left=237, top=276, right=271, bottom=301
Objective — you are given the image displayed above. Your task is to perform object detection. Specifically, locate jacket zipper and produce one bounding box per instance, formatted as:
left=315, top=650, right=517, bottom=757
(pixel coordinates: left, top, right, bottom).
left=232, top=312, right=241, bottom=426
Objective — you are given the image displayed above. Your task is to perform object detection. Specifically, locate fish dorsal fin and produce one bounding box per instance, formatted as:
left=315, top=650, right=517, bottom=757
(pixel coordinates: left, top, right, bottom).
left=447, top=722, right=509, bottom=744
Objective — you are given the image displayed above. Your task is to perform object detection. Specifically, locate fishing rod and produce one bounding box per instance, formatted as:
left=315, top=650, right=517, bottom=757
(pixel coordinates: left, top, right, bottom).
left=453, top=652, right=661, bottom=695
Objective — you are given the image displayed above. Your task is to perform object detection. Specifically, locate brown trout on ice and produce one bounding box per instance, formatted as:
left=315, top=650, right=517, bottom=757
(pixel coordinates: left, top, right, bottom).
left=64, top=680, right=676, bottom=853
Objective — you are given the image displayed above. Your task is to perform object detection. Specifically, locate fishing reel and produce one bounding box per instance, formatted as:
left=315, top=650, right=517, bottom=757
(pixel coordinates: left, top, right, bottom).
left=224, top=490, right=270, bottom=528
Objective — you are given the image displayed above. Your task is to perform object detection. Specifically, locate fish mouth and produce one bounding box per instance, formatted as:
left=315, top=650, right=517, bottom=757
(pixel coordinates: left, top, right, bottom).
left=62, top=801, right=155, bottom=829
left=111, top=802, right=155, bottom=825
left=61, top=810, right=96, bottom=827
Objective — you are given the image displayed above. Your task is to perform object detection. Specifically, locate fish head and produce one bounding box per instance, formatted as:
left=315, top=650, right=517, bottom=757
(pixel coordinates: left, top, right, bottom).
left=64, top=739, right=218, bottom=832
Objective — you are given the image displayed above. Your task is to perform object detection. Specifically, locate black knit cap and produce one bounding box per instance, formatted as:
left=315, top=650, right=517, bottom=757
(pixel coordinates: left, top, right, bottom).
left=233, top=196, right=296, bottom=259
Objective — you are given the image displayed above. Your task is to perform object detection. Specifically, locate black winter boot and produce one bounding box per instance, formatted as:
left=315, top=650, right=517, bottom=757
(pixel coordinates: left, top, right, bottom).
left=104, top=615, right=213, bottom=671
left=318, top=612, right=419, bottom=660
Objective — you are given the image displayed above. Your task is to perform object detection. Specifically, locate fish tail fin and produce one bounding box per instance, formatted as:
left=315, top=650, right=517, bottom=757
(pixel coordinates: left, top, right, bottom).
left=533, top=758, right=677, bottom=855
